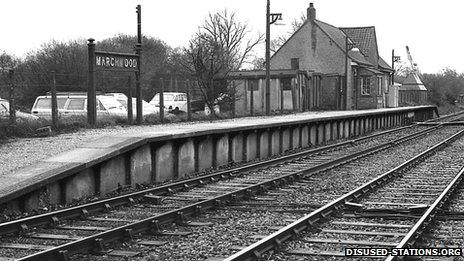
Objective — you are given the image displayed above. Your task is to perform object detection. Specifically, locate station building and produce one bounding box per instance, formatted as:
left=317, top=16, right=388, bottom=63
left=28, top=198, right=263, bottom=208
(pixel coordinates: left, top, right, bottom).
left=231, top=3, right=395, bottom=115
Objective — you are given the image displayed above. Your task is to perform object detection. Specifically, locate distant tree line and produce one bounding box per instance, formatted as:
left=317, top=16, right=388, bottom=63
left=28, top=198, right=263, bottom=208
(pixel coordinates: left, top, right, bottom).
left=0, top=9, right=263, bottom=114
left=421, top=69, right=464, bottom=107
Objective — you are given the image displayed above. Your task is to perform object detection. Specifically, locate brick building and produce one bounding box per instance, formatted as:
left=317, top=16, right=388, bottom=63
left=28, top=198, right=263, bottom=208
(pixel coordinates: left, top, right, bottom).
left=231, top=3, right=394, bottom=115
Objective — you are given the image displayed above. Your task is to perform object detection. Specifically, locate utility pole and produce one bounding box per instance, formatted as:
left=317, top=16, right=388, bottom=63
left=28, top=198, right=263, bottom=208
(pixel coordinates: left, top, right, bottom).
left=135, top=4, right=143, bottom=124
left=391, top=49, right=401, bottom=85
left=265, top=0, right=282, bottom=115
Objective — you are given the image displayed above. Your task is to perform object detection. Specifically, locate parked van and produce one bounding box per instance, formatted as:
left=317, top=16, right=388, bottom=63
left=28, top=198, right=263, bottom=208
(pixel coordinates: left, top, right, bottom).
left=149, top=92, right=187, bottom=113
left=31, top=93, right=126, bottom=119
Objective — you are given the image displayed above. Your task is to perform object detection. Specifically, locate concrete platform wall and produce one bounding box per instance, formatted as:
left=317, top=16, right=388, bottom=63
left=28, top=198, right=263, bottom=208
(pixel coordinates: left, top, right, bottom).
left=3, top=106, right=437, bottom=211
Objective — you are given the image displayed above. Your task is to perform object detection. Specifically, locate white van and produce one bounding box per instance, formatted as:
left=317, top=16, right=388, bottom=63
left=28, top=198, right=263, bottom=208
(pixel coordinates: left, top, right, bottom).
left=31, top=93, right=126, bottom=119
left=105, top=93, right=159, bottom=117
left=149, top=92, right=187, bottom=113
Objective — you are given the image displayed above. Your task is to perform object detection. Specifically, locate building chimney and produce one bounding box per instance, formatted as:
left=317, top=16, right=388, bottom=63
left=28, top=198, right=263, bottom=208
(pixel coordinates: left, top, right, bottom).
left=307, top=3, right=316, bottom=21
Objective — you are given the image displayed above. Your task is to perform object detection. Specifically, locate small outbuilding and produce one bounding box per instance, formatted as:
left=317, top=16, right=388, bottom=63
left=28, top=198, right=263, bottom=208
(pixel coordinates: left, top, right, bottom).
left=398, top=73, right=428, bottom=106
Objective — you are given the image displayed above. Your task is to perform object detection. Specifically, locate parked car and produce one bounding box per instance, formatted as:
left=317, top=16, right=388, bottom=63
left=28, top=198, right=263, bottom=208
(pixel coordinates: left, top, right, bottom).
left=149, top=92, right=188, bottom=114
left=0, top=98, right=39, bottom=121
left=111, top=96, right=159, bottom=117
left=31, top=93, right=127, bottom=119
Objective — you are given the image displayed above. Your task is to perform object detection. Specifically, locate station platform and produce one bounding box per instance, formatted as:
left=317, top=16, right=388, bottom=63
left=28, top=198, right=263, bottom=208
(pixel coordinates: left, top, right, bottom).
left=0, top=106, right=436, bottom=211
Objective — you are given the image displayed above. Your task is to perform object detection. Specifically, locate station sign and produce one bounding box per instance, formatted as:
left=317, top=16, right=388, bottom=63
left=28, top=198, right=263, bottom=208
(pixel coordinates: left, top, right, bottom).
left=94, top=51, right=139, bottom=71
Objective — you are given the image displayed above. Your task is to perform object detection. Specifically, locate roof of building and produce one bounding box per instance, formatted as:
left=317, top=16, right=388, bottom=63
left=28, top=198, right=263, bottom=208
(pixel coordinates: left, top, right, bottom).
left=314, top=20, right=346, bottom=50
left=271, top=7, right=391, bottom=74
left=348, top=49, right=372, bottom=66
left=378, top=57, right=393, bottom=71
left=339, top=27, right=376, bottom=56
left=400, top=73, right=428, bottom=91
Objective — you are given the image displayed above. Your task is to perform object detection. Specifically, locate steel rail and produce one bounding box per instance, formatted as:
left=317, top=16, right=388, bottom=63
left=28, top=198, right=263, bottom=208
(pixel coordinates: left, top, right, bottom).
left=0, top=124, right=425, bottom=236
left=15, top=126, right=444, bottom=260
left=223, top=128, right=464, bottom=261
left=384, top=166, right=464, bottom=261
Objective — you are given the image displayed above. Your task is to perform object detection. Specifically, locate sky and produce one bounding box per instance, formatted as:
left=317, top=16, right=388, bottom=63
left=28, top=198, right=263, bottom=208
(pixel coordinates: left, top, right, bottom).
left=1, top=0, right=463, bottom=74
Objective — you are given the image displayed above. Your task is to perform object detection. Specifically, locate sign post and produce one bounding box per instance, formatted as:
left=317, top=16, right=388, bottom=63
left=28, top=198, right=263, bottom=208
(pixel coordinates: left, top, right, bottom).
left=87, top=38, right=97, bottom=126
left=88, top=46, right=140, bottom=125
left=127, top=75, right=133, bottom=124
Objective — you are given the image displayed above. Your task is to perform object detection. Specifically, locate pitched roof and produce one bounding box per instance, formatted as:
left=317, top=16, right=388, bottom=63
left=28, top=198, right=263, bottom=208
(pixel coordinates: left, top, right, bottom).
left=378, top=57, right=393, bottom=71
left=339, top=27, right=376, bottom=57
left=314, top=20, right=346, bottom=49
left=400, top=73, right=427, bottom=91
left=348, top=49, right=372, bottom=66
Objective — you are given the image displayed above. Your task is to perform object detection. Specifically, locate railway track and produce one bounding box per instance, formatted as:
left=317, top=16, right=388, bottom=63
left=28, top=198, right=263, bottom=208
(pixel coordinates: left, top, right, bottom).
left=0, top=121, right=461, bottom=260
left=224, top=127, right=464, bottom=261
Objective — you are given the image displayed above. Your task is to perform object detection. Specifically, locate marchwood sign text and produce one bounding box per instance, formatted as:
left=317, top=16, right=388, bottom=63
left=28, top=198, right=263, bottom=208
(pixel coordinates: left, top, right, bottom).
left=94, top=51, right=139, bottom=71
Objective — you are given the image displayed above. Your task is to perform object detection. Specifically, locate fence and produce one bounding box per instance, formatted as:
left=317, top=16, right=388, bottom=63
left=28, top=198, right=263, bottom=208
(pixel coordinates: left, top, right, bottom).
left=0, top=70, right=238, bottom=130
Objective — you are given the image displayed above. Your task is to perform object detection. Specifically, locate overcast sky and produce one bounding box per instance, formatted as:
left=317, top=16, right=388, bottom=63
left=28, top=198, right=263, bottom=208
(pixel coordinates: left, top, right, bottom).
left=1, top=0, right=462, bottom=74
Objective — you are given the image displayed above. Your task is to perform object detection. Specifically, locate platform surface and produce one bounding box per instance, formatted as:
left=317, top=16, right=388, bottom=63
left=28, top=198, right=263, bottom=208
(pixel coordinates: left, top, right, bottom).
left=0, top=106, right=431, bottom=201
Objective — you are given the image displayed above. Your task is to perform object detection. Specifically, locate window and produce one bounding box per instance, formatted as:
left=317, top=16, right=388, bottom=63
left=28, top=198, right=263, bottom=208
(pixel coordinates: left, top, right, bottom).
left=35, top=98, right=51, bottom=109
left=57, top=98, right=67, bottom=109
left=247, top=79, right=259, bottom=91
left=174, top=94, right=187, bottom=101
left=67, top=98, right=85, bottom=110
left=281, top=78, right=292, bottom=90
left=291, top=58, right=300, bottom=70
left=360, top=77, right=372, bottom=96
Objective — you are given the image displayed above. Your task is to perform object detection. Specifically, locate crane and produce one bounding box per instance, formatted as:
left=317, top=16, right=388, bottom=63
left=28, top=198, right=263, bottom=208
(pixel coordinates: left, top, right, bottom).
left=405, top=45, right=419, bottom=74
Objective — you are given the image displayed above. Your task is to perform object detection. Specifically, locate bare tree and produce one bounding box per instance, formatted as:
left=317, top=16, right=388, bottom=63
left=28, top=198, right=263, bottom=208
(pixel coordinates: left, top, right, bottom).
left=184, top=10, right=264, bottom=117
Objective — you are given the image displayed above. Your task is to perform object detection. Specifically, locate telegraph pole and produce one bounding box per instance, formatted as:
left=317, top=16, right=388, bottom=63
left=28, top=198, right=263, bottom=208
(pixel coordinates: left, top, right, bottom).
left=265, top=0, right=282, bottom=116
left=135, top=4, right=143, bottom=124
left=391, top=49, right=400, bottom=85
left=265, top=0, right=271, bottom=115
left=391, top=49, right=395, bottom=85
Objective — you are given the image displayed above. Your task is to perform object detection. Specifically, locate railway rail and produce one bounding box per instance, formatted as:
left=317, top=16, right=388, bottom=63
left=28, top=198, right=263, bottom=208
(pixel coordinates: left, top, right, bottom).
left=224, top=126, right=464, bottom=261
left=0, top=116, right=463, bottom=260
